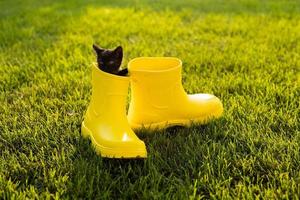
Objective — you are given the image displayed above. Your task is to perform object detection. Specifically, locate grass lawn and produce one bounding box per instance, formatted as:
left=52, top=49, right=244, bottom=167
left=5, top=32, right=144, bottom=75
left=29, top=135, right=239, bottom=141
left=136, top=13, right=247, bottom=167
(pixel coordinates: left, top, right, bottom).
left=0, top=0, right=300, bottom=198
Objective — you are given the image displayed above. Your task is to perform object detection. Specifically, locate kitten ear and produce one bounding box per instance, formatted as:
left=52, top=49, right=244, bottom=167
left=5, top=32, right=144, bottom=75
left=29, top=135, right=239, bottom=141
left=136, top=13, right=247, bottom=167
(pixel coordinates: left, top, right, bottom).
left=93, top=44, right=104, bottom=54
left=114, top=46, right=123, bottom=58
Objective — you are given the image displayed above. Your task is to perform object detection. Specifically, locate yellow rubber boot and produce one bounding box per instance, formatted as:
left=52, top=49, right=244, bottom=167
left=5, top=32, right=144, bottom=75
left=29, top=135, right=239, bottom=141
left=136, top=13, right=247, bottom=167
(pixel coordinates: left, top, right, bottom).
left=127, top=57, right=223, bottom=130
left=81, top=64, right=147, bottom=158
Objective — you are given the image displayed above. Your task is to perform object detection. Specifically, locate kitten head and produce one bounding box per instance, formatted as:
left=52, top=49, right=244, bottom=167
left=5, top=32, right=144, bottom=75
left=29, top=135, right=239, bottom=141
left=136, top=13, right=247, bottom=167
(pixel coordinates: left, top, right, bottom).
left=93, top=44, right=123, bottom=75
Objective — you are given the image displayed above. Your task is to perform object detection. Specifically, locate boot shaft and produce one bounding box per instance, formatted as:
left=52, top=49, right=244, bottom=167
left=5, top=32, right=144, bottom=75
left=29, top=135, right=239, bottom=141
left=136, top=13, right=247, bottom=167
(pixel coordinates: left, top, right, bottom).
left=90, top=64, right=129, bottom=117
left=128, top=57, right=186, bottom=109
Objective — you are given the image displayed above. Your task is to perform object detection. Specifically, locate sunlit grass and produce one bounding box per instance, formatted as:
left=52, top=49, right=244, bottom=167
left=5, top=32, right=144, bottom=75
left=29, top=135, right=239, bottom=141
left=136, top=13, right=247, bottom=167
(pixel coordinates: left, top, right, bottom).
left=0, top=0, right=299, bottom=198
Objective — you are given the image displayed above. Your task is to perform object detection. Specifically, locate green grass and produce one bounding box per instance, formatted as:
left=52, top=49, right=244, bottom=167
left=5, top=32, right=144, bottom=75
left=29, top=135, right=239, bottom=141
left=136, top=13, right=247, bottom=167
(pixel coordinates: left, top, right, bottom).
left=0, top=0, right=300, bottom=198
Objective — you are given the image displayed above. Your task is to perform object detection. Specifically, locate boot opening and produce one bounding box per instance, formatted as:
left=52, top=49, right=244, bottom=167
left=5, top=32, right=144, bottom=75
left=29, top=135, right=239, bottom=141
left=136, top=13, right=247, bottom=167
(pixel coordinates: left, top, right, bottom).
left=128, top=57, right=182, bottom=72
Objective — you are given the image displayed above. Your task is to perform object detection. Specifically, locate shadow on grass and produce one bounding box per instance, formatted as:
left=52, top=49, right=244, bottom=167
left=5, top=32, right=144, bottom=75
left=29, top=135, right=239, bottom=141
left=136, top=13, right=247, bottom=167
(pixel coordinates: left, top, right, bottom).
left=66, top=118, right=231, bottom=198
left=68, top=118, right=226, bottom=190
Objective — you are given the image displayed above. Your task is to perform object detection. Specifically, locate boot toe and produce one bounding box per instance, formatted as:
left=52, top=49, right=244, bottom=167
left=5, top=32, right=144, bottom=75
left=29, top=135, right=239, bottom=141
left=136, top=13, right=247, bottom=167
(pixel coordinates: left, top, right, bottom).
left=189, top=93, right=223, bottom=118
left=91, top=131, right=147, bottom=158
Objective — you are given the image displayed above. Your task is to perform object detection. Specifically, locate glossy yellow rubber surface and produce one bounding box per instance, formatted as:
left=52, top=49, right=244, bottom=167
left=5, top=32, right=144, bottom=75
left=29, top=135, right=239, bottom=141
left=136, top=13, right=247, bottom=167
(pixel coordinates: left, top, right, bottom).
left=128, top=57, right=223, bottom=130
left=82, top=64, right=147, bottom=158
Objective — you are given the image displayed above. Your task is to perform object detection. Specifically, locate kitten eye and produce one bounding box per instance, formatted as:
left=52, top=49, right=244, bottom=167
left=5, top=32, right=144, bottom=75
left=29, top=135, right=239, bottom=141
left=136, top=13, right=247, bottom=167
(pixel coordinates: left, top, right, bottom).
left=108, top=61, right=115, bottom=65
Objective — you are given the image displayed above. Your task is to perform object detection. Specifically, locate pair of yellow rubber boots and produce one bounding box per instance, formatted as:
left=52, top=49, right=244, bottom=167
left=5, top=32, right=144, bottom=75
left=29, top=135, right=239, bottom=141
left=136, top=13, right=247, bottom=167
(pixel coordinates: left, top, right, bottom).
left=82, top=57, right=223, bottom=158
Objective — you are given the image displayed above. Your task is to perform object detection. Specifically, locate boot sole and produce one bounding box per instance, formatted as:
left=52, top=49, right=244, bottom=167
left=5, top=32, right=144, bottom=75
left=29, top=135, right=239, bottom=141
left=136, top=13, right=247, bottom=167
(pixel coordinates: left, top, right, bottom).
left=130, top=112, right=222, bottom=131
left=81, top=122, right=147, bottom=159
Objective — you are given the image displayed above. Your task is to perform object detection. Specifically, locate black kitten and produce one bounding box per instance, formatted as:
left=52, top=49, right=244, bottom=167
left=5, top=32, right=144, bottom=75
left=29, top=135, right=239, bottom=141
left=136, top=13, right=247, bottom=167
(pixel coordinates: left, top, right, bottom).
left=93, top=44, right=128, bottom=76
